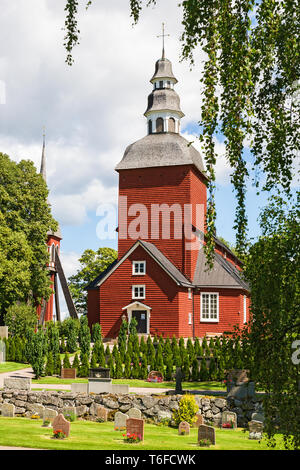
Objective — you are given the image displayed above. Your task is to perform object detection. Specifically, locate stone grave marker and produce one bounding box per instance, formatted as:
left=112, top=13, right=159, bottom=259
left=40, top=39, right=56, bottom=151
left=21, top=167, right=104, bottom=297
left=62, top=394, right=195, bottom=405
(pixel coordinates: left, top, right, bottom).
left=248, top=420, right=263, bottom=440
left=178, top=421, right=190, bottom=435
left=126, top=418, right=144, bottom=441
left=128, top=407, right=142, bottom=419
left=221, top=411, right=237, bottom=429
left=1, top=403, right=15, bottom=417
left=63, top=406, right=77, bottom=421
left=114, top=411, right=129, bottom=430
left=52, top=413, right=70, bottom=437
left=96, top=405, right=108, bottom=422
left=198, top=424, right=216, bottom=446
left=193, top=413, right=204, bottom=428
left=43, top=408, right=58, bottom=425
left=30, top=403, right=45, bottom=418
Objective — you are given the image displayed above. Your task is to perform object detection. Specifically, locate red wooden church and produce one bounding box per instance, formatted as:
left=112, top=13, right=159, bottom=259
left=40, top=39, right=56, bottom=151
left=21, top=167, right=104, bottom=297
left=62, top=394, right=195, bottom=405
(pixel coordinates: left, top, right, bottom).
left=87, top=49, right=250, bottom=339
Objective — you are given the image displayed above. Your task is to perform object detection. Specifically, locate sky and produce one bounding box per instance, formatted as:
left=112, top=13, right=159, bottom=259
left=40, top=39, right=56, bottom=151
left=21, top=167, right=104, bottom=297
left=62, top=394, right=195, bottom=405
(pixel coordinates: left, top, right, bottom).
left=0, top=0, right=281, bottom=318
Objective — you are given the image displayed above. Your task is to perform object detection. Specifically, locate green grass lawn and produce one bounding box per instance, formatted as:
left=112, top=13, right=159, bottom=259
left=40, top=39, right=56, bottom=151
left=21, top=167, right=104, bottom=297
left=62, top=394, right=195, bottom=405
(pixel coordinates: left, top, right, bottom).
left=31, top=376, right=226, bottom=392
left=0, top=417, right=284, bottom=450
left=0, top=362, right=30, bottom=374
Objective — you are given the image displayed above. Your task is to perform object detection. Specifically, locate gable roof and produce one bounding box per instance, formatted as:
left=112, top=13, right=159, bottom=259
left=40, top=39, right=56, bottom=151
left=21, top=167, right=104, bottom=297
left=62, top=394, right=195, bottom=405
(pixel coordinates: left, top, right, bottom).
left=86, top=240, right=192, bottom=290
left=193, top=248, right=250, bottom=292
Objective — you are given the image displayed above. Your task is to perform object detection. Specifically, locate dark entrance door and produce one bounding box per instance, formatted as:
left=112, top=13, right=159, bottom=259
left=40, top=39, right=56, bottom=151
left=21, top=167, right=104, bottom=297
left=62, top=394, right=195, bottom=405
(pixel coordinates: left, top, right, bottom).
left=132, top=310, right=147, bottom=333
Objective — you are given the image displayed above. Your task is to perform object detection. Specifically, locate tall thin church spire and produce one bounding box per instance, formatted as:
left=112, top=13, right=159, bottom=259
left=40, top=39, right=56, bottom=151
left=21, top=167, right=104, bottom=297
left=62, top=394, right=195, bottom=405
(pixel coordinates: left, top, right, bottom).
left=40, top=126, right=46, bottom=181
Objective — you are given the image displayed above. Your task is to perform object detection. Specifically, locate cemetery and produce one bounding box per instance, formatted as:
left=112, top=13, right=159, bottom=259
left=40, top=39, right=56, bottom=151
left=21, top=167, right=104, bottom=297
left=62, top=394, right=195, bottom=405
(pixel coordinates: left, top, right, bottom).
left=0, top=318, right=286, bottom=450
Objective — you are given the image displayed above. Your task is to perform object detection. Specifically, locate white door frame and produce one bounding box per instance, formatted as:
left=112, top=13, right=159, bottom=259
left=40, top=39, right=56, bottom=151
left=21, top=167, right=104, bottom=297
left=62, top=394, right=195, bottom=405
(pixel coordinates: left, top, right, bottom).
left=122, top=301, right=151, bottom=334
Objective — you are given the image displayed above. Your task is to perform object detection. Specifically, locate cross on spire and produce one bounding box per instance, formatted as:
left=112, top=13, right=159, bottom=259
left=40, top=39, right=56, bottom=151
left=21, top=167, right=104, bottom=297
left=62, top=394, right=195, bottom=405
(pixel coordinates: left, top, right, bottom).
left=157, top=22, right=170, bottom=59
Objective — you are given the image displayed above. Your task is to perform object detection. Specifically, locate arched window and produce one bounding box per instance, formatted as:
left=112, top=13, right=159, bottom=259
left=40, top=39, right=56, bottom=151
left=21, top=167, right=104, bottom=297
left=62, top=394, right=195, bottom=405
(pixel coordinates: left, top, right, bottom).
left=168, top=117, right=175, bottom=133
left=148, top=119, right=152, bottom=135
left=156, top=117, right=164, bottom=133
left=51, top=243, right=56, bottom=263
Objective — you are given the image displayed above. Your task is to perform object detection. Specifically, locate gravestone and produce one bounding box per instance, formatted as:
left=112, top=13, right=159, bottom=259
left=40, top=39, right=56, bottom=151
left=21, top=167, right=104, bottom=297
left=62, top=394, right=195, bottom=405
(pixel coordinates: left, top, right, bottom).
left=147, top=370, right=163, bottom=382
left=248, top=420, right=263, bottom=440
left=96, top=405, right=108, bottom=422
left=52, top=413, right=70, bottom=437
left=0, top=326, right=8, bottom=339
left=221, top=411, right=237, bottom=429
left=43, top=408, right=58, bottom=425
left=1, top=403, right=15, bottom=417
left=198, top=424, right=216, bottom=446
left=128, top=408, right=142, bottom=419
left=63, top=406, right=77, bottom=421
left=89, top=367, right=110, bottom=379
left=178, top=421, right=190, bottom=435
left=126, top=418, right=144, bottom=441
left=29, top=404, right=45, bottom=418
left=193, top=413, right=204, bottom=428
left=88, top=367, right=112, bottom=394
left=114, top=411, right=129, bottom=430
left=61, top=368, right=76, bottom=379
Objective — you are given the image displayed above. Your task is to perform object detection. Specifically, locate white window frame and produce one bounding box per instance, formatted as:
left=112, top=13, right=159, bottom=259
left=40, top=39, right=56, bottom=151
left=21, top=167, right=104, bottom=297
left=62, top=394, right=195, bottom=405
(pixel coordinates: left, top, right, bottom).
left=200, top=292, right=219, bottom=323
left=188, top=288, right=192, bottom=300
left=188, top=312, right=192, bottom=325
left=132, top=285, right=146, bottom=300
left=132, top=260, right=146, bottom=275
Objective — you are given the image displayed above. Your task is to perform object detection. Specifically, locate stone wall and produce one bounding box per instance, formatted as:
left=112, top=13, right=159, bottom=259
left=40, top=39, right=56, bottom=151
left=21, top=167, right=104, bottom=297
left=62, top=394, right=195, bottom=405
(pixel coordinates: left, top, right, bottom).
left=0, top=389, right=263, bottom=427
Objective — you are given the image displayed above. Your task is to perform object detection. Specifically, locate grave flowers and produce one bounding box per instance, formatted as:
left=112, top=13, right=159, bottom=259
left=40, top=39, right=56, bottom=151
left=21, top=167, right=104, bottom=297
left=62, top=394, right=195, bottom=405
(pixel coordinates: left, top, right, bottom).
left=52, top=429, right=67, bottom=440
left=198, top=438, right=211, bottom=448
left=222, top=421, right=235, bottom=429
left=123, top=432, right=142, bottom=443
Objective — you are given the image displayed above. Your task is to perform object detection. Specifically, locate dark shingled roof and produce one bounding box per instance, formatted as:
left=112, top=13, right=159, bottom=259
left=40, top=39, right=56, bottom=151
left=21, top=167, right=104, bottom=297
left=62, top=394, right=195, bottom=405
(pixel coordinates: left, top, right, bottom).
left=193, top=248, right=250, bottom=291
left=150, top=57, right=178, bottom=83
left=145, top=88, right=184, bottom=117
left=115, top=132, right=207, bottom=176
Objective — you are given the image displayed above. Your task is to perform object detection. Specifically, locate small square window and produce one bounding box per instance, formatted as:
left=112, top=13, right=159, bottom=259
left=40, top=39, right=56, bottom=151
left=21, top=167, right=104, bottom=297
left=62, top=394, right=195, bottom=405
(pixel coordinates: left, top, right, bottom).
left=132, top=285, right=145, bottom=299
left=132, top=261, right=146, bottom=275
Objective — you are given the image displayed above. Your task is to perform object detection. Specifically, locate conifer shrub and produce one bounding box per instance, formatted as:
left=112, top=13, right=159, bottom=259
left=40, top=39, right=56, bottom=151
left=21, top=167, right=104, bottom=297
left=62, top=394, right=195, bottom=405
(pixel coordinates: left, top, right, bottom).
left=173, top=394, right=199, bottom=426
left=78, top=353, right=90, bottom=378
left=63, top=352, right=72, bottom=369
left=44, top=351, right=54, bottom=376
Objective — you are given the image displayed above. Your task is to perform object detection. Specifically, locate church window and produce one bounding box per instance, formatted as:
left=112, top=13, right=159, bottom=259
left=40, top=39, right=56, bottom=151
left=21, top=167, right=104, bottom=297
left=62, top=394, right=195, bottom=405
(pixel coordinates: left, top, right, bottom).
left=132, top=261, right=146, bottom=275
left=156, top=117, right=164, bottom=133
left=159, top=80, right=163, bottom=88
left=168, top=117, right=175, bottom=133
left=148, top=119, right=152, bottom=134
left=188, top=313, right=192, bottom=325
left=50, top=243, right=56, bottom=263
left=200, top=293, right=219, bottom=322
left=132, top=285, right=146, bottom=299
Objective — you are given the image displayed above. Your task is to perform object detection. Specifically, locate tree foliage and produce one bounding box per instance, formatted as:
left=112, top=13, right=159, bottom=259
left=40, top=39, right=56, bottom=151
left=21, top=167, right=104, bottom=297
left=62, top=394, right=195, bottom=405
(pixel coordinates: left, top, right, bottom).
left=68, top=247, right=117, bottom=315
left=0, top=153, right=58, bottom=320
left=243, top=195, right=300, bottom=449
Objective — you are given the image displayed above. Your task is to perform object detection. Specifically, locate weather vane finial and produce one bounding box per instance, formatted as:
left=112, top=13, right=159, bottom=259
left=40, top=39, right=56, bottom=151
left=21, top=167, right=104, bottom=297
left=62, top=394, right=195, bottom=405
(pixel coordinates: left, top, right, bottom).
left=157, top=22, right=170, bottom=59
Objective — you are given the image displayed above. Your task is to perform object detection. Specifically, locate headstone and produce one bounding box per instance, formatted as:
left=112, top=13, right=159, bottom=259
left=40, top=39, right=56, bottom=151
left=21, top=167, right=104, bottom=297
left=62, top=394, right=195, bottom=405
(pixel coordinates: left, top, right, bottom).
left=43, top=408, right=58, bottom=425
left=4, top=376, right=31, bottom=390
left=221, top=411, right=237, bottom=429
left=52, top=413, right=70, bottom=437
left=29, top=403, right=45, bottom=418
left=248, top=420, right=263, bottom=440
left=114, top=411, right=129, bottom=430
left=175, top=367, right=183, bottom=394
left=61, top=368, right=76, bottom=379
left=178, top=421, right=190, bottom=435
left=0, top=340, right=5, bottom=363
left=251, top=412, right=264, bottom=423
left=198, top=424, right=216, bottom=446
left=147, top=370, right=163, bottom=382
left=0, top=326, right=8, bottom=339
left=193, top=413, right=204, bottom=428
left=126, top=418, right=144, bottom=441
left=128, top=408, right=142, bottom=419
left=96, top=405, right=108, bottom=422
left=63, top=406, right=77, bottom=421
left=1, top=403, right=15, bottom=417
